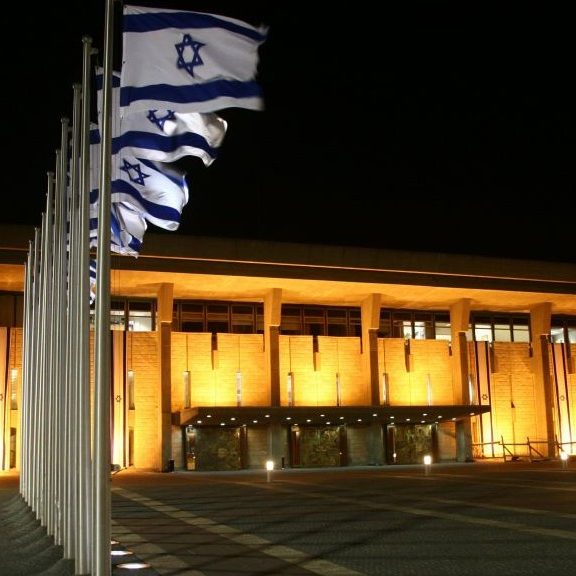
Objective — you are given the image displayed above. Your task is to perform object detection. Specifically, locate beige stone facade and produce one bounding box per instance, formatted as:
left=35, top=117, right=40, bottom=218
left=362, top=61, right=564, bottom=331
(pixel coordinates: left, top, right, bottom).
left=1, top=224, right=575, bottom=472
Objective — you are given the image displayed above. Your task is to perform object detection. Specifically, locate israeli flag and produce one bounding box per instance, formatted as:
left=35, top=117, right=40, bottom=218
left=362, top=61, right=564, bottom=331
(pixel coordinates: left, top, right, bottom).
left=95, top=74, right=191, bottom=233
left=120, top=5, right=268, bottom=114
left=96, top=69, right=227, bottom=165
left=117, top=109, right=227, bottom=165
left=111, top=155, right=189, bottom=232
left=89, top=124, right=148, bottom=255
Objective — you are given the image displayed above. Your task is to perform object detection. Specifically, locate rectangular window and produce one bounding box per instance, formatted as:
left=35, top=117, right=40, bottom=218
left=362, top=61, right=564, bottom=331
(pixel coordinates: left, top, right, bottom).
left=304, top=308, right=325, bottom=336
left=434, top=315, right=451, bottom=341
left=207, top=304, right=230, bottom=333
left=493, top=316, right=512, bottom=342
left=327, top=309, right=347, bottom=336
left=10, top=369, right=18, bottom=409
left=281, top=306, right=302, bottom=334
left=183, top=371, right=191, bottom=409
left=349, top=310, right=362, bottom=337
left=127, top=370, right=135, bottom=410
left=474, top=323, right=492, bottom=342
left=110, top=300, right=126, bottom=331
left=128, top=301, right=154, bottom=332
left=379, top=310, right=392, bottom=338
left=256, top=305, right=264, bottom=334
left=511, top=317, right=530, bottom=343
left=231, top=304, right=255, bottom=334
left=180, top=303, right=205, bottom=332
left=392, top=312, right=412, bottom=338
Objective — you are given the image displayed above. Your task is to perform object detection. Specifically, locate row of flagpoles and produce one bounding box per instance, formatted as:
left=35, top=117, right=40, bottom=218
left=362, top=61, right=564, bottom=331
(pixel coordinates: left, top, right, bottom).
left=19, top=2, right=268, bottom=574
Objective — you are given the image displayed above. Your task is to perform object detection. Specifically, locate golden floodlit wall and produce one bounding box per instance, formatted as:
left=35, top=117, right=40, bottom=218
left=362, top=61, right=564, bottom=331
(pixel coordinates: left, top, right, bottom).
left=317, top=337, right=366, bottom=405
left=131, top=332, right=161, bottom=469
left=171, top=332, right=267, bottom=408
left=379, top=339, right=456, bottom=406
left=489, top=342, right=537, bottom=457
left=3, top=327, right=575, bottom=472
left=279, top=335, right=315, bottom=406
left=171, top=332, right=213, bottom=409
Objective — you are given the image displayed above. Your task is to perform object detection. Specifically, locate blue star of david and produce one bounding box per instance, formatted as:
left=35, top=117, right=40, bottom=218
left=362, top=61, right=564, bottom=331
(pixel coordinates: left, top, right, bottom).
left=147, top=110, right=177, bottom=131
left=175, top=33, right=205, bottom=77
left=120, top=159, right=149, bottom=187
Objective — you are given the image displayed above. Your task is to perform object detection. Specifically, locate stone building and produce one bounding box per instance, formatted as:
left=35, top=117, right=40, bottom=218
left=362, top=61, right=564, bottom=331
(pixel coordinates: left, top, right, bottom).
left=1, top=224, right=574, bottom=471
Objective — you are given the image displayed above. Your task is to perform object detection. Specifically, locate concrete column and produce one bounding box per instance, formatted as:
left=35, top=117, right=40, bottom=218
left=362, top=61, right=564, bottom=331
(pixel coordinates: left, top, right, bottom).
left=264, top=288, right=282, bottom=406
left=361, top=294, right=381, bottom=405
left=367, top=421, right=384, bottom=465
left=530, top=303, right=555, bottom=457
left=157, top=283, right=173, bottom=472
left=111, top=331, right=125, bottom=467
left=268, top=422, right=287, bottom=469
left=450, top=299, right=473, bottom=462
left=450, top=299, right=471, bottom=403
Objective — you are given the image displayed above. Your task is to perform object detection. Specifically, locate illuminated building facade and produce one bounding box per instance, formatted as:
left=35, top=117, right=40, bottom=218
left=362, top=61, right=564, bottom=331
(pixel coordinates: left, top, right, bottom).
left=1, top=224, right=575, bottom=471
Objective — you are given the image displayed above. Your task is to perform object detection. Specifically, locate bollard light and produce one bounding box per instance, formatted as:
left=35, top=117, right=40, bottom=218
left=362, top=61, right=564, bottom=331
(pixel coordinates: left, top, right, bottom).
left=560, top=451, right=569, bottom=469
left=266, top=459, right=274, bottom=482
left=423, top=454, right=432, bottom=475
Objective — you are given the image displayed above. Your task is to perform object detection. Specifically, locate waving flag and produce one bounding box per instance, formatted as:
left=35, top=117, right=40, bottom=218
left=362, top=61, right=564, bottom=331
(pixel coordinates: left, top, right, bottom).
left=120, top=5, right=268, bottom=114
left=96, top=69, right=228, bottom=165
left=111, top=155, right=189, bottom=231
left=95, top=74, right=191, bottom=232
left=90, top=124, right=147, bottom=256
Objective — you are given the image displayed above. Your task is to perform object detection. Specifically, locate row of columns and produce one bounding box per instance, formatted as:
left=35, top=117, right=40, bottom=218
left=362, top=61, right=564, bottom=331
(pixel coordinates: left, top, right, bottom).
left=154, top=287, right=557, bottom=467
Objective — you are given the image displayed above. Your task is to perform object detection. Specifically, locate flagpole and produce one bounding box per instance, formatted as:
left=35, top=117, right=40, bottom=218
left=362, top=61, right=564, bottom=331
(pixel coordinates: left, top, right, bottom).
left=64, top=83, right=82, bottom=561
left=38, top=169, right=58, bottom=534
left=54, top=119, right=70, bottom=547
left=93, top=0, right=115, bottom=573
left=77, top=34, right=95, bottom=576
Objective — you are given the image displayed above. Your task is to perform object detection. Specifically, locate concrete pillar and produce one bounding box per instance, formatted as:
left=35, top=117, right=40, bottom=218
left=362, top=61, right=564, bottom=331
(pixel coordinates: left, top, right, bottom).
left=450, top=299, right=473, bottom=462
left=264, top=288, right=282, bottom=406
left=157, top=283, right=173, bottom=472
left=268, top=422, right=287, bottom=469
left=530, top=303, right=555, bottom=457
left=367, top=421, right=384, bottom=465
left=361, top=294, right=381, bottom=405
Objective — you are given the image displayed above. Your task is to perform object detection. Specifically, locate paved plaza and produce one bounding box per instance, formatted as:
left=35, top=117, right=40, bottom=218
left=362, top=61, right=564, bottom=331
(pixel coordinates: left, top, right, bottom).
left=1, top=460, right=575, bottom=575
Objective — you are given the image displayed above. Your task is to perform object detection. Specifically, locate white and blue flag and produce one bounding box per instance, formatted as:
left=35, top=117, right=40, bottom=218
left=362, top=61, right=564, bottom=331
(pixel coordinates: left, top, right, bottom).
left=96, top=69, right=227, bottom=165
left=120, top=5, right=268, bottom=114
left=110, top=155, right=189, bottom=231
left=95, top=75, right=191, bottom=233
left=117, top=108, right=227, bottom=165
left=90, top=124, right=148, bottom=256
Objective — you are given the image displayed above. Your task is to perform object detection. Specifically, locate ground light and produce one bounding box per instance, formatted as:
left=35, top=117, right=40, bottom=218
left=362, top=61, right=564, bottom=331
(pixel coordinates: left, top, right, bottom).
left=423, top=454, right=432, bottom=475
left=115, top=562, right=153, bottom=571
left=266, top=459, right=274, bottom=482
left=112, top=544, right=153, bottom=571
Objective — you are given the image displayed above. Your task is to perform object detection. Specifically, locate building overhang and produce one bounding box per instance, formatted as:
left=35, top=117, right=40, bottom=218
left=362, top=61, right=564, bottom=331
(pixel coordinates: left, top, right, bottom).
left=176, top=405, right=491, bottom=428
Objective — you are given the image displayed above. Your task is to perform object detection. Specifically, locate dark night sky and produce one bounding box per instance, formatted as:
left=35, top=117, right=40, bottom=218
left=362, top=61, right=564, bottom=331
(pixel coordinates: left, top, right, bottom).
left=5, top=2, right=575, bottom=262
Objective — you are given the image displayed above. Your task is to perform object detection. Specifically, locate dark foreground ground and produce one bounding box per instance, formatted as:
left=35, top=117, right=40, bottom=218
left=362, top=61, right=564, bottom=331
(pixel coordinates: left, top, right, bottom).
left=1, top=459, right=575, bottom=575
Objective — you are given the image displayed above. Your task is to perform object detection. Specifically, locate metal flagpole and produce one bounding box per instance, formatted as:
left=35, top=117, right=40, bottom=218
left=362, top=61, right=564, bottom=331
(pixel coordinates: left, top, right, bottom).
left=77, top=34, right=95, bottom=576
left=93, top=0, right=115, bottom=572
left=37, top=210, right=47, bottom=518
left=43, top=158, right=61, bottom=536
left=20, top=229, right=39, bottom=501
left=64, top=83, right=82, bottom=560
left=54, top=120, right=70, bottom=546
left=19, top=235, right=35, bottom=499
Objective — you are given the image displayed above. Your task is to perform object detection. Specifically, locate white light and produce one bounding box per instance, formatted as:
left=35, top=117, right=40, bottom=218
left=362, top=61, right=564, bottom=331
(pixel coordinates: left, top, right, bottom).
left=111, top=550, right=133, bottom=556
left=423, top=455, right=432, bottom=466
left=266, top=459, right=274, bottom=483
left=560, top=451, right=569, bottom=461
left=115, top=562, right=152, bottom=570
